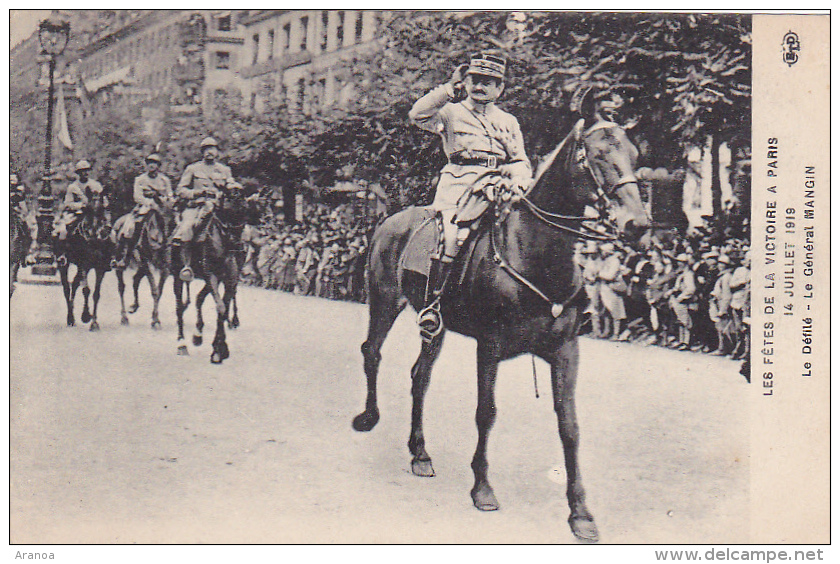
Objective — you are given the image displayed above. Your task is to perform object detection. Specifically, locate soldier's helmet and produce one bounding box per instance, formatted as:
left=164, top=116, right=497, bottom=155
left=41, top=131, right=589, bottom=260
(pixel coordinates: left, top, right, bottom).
left=75, top=160, right=92, bottom=171
left=200, top=137, right=219, bottom=149
left=146, top=153, right=162, bottom=163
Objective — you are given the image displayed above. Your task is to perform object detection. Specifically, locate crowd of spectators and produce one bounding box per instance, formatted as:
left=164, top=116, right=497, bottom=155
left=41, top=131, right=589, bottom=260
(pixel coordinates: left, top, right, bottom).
left=576, top=221, right=751, bottom=362
left=241, top=201, right=751, bottom=368
left=241, top=202, right=373, bottom=303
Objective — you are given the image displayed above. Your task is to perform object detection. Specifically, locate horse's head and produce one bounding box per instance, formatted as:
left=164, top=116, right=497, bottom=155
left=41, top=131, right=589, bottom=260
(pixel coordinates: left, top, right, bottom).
left=579, top=119, right=650, bottom=238
left=531, top=116, right=650, bottom=241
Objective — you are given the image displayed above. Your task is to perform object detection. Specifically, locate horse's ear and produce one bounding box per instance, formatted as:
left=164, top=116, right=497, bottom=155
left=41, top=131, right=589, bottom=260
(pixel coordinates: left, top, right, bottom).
left=570, top=85, right=595, bottom=119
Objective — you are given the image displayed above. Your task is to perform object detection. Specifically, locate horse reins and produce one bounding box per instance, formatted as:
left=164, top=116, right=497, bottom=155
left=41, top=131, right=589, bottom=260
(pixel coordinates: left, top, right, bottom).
left=489, top=119, right=640, bottom=319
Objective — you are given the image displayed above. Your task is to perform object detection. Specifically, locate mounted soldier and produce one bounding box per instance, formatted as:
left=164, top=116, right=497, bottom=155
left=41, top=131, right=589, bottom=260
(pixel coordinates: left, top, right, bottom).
left=53, top=160, right=111, bottom=266
left=112, top=152, right=173, bottom=269
left=10, top=173, right=37, bottom=250
left=408, top=51, right=532, bottom=339
left=171, top=136, right=236, bottom=282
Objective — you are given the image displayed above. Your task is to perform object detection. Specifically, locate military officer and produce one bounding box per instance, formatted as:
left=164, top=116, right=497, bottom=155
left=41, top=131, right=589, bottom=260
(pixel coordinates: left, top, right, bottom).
left=171, top=137, right=235, bottom=282
left=112, top=152, right=173, bottom=268
left=53, top=160, right=109, bottom=264
left=408, top=51, right=532, bottom=338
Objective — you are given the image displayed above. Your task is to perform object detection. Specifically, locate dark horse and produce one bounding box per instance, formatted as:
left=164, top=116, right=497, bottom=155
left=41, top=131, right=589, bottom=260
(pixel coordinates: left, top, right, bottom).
left=10, top=210, right=32, bottom=298
left=352, top=115, right=649, bottom=543
left=55, top=193, right=115, bottom=330
left=172, top=186, right=260, bottom=363
left=114, top=207, right=172, bottom=329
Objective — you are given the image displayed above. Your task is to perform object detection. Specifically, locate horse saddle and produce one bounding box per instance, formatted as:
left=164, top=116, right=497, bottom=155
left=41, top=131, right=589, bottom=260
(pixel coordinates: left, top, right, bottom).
left=400, top=208, right=482, bottom=285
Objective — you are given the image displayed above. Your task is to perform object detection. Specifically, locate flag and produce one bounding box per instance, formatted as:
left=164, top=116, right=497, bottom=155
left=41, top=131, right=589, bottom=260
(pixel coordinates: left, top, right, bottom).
left=56, top=83, right=73, bottom=151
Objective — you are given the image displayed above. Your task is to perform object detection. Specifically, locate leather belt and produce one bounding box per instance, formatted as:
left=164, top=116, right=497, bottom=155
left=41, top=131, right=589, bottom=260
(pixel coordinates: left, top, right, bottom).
left=448, top=154, right=506, bottom=168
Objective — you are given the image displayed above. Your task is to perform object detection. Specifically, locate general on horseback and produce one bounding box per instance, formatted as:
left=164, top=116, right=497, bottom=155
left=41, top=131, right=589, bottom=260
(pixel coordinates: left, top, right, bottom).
left=353, top=50, right=650, bottom=543
left=408, top=52, right=532, bottom=341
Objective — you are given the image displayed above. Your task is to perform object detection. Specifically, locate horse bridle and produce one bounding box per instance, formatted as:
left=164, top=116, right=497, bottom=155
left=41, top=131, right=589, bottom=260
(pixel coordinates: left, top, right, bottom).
left=518, top=119, right=637, bottom=242
left=490, top=120, right=640, bottom=318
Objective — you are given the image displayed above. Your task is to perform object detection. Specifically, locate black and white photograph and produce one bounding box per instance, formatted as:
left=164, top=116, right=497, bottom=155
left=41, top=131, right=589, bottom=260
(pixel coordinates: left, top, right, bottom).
left=7, top=9, right=829, bottom=553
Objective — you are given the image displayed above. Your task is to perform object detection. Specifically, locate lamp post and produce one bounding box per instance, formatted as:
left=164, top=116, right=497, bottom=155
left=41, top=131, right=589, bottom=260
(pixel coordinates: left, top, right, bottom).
left=32, top=15, right=70, bottom=276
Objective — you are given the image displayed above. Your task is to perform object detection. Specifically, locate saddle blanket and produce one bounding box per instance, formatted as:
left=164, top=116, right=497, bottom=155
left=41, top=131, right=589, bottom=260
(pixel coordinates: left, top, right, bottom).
left=400, top=207, right=482, bottom=283
left=401, top=209, right=439, bottom=276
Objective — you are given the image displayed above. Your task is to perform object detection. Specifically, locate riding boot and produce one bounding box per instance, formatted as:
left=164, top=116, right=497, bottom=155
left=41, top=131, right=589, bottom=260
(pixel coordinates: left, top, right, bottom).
left=417, top=257, right=454, bottom=341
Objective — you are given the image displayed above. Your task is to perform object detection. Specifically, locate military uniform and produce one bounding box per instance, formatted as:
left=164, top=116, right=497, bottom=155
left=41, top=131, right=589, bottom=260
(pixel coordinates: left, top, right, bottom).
left=114, top=171, right=173, bottom=241
left=409, top=52, right=532, bottom=341
left=409, top=87, right=531, bottom=213
left=53, top=165, right=108, bottom=241
left=172, top=159, right=234, bottom=243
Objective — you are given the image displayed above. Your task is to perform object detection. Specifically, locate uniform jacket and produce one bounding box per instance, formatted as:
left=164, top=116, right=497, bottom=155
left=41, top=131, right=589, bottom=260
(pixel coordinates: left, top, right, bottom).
left=176, top=161, right=234, bottom=208
left=409, top=84, right=531, bottom=209
left=134, top=172, right=172, bottom=212
left=62, top=178, right=106, bottom=213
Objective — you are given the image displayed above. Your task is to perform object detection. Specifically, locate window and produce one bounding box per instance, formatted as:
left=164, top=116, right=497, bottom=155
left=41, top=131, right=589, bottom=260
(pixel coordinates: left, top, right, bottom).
left=267, top=29, right=275, bottom=60
left=320, top=11, right=329, bottom=52
left=215, top=51, right=231, bottom=69
left=299, top=16, right=309, bottom=51
left=252, top=34, right=260, bottom=65
left=296, top=77, right=307, bottom=110
left=250, top=92, right=257, bottom=110
left=355, top=12, right=364, bottom=43
left=336, top=11, right=345, bottom=48
left=281, top=22, right=291, bottom=52
left=217, top=13, right=231, bottom=31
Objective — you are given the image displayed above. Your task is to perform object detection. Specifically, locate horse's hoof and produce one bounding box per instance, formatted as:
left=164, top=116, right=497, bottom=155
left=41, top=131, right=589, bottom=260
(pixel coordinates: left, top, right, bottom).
left=193, top=334, right=203, bottom=346
left=210, top=351, right=223, bottom=364
left=121, top=315, right=129, bottom=326
left=411, top=457, right=436, bottom=477
left=81, top=311, right=92, bottom=324
left=128, top=304, right=139, bottom=314
left=177, top=345, right=189, bottom=356
left=229, top=318, right=240, bottom=329
left=220, top=344, right=230, bottom=360
left=67, top=316, right=75, bottom=327
left=89, top=321, right=100, bottom=332
left=352, top=410, right=379, bottom=432
left=569, top=515, right=599, bottom=543
left=151, top=320, right=161, bottom=330
left=471, top=483, right=500, bottom=511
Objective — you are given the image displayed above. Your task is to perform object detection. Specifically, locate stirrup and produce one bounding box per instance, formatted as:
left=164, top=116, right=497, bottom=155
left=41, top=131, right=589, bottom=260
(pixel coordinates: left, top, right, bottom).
left=179, top=266, right=194, bottom=282
left=417, top=300, right=443, bottom=342
left=56, top=254, right=68, bottom=267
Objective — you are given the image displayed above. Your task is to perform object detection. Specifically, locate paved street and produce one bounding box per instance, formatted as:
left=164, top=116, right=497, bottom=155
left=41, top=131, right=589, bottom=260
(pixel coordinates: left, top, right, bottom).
left=10, top=271, right=749, bottom=544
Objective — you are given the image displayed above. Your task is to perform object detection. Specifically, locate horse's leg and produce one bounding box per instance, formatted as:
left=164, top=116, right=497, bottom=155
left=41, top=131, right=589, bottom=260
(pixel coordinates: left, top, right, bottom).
left=88, top=267, right=106, bottom=332
left=80, top=269, right=92, bottom=324
left=174, top=277, right=188, bottom=355
left=471, top=338, right=502, bottom=511
left=116, top=268, right=130, bottom=325
left=193, top=283, right=210, bottom=346
left=228, top=294, right=239, bottom=329
left=550, top=336, right=598, bottom=543
left=129, top=267, right=144, bottom=313
left=208, top=275, right=228, bottom=364
left=59, top=264, right=75, bottom=326
left=10, top=262, right=19, bottom=298
left=352, top=288, right=405, bottom=432
left=408, top=332, right=445, bottom=477
left=149, top=262, right=165, bottom=330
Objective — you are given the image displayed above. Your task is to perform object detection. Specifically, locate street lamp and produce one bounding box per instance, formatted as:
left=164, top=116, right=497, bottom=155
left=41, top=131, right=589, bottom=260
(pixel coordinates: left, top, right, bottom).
left=32, top=15, right=70, bottom=276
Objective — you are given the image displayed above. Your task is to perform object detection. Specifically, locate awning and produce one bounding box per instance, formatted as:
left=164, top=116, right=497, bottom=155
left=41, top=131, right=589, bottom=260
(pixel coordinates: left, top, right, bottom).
left=84, top=65, right=132, bottom=93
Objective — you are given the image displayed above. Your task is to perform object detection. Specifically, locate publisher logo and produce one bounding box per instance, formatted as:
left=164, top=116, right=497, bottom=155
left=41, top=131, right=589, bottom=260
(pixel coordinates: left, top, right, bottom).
left=783, top=31, right=800, bottom=66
